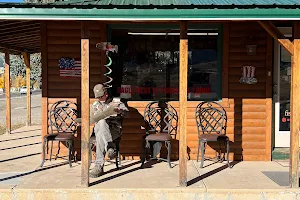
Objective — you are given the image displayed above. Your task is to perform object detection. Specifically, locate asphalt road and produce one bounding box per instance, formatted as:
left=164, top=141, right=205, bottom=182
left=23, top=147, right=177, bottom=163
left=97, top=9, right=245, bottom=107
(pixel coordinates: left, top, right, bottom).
left=0, top=90, right=41, bottom=99
left=0, top=90, right=42, bottom=126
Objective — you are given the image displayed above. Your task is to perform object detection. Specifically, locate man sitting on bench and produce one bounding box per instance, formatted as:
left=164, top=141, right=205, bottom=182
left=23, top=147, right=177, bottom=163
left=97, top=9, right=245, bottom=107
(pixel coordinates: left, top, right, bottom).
left=89, top=83, right=128, bottom=178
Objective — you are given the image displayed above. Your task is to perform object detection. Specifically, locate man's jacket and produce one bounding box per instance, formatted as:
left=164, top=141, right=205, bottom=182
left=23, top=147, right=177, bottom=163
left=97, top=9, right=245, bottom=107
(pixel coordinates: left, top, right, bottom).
left=90, top=97, right=128, bottom=140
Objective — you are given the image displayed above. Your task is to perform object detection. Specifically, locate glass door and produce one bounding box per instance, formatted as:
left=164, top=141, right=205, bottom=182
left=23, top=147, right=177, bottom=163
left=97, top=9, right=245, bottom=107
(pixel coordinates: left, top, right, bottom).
left=274, top=44, right=291, bottom=147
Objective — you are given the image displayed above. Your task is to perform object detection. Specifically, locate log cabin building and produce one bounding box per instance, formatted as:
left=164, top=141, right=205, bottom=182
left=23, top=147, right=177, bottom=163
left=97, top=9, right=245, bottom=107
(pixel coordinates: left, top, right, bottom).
left=0, top=0, right=300, bottom=187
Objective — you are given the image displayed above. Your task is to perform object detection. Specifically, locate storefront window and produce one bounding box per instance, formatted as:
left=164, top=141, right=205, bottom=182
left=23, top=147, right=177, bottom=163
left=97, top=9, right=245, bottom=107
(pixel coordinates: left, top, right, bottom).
left=109, top=26, right=221, bottom=101
left=279, top=46, right=291, bottom=131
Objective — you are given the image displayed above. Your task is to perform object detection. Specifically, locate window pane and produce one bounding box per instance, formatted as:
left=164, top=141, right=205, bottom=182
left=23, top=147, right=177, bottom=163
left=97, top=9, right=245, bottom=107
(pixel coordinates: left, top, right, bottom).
left=110, top=27, right=221, bottom=101
left=279, top=46, right=291, bottom=131
left=188, top=33, right=219, bottom=101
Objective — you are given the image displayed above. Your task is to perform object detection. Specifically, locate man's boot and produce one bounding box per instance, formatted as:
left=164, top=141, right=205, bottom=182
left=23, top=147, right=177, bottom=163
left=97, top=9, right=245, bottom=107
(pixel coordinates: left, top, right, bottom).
left=107, top=142, right=117, bottom=160
left=89, top=165, right=104, bottom=178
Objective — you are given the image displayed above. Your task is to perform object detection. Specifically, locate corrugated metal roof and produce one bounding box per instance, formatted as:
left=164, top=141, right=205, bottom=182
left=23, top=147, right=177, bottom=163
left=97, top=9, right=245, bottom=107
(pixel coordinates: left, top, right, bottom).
left=1, top=0, right=300, bottom=8
left=50, top=0, right=300, bottom=6
left=1, top=0, right=300, bottom=20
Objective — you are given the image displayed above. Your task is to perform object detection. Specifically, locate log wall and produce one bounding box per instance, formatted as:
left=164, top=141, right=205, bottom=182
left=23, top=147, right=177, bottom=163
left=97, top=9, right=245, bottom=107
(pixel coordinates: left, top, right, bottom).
left=41, top=21, right=272, bottom=161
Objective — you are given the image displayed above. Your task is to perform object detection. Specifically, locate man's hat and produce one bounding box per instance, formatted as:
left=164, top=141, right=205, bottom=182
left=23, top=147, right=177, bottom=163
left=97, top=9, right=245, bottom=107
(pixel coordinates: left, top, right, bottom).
left=93, top=84, right=106, bottom=98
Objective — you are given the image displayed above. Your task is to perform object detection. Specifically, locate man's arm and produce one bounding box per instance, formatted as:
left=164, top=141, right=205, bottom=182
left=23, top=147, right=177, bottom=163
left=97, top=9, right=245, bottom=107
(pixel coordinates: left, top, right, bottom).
left=90, top=104, right=119, bottom=124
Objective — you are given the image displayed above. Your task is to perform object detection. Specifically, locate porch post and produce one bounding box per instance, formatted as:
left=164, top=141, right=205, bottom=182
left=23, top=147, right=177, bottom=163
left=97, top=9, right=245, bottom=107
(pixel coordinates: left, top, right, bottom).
left=179, top=21, right=188, bottom=187
left=290, top=22, right=300, bottom=188
left=22, top=52, right=31, bottom=126
left=4, top=49, right=11, bottom=134
left=81, top=22, right=90, bottom=187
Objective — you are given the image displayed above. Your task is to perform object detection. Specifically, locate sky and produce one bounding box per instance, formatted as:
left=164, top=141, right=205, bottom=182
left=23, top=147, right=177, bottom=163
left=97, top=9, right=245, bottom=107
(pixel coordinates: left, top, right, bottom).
left=0, top=0, right=23, bottom=2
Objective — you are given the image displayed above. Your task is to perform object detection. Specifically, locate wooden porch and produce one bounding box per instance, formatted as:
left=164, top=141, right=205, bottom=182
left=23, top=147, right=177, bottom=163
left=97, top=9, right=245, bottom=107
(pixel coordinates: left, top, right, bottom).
left=0, top=126, right=299, bottom=200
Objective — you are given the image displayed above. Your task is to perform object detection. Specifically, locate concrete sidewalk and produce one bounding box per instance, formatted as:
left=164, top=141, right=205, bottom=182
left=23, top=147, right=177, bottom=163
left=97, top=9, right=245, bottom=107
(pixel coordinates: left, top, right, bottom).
left=0, top=126, right=299, bottom=200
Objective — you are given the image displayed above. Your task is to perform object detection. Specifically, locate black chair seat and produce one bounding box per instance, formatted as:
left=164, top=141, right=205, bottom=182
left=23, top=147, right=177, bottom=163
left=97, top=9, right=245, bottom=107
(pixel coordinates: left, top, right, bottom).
left=44, top=133, right=75, bottom=141
left=199, top=134, right=228, bottom=142
left=146, top=133, right=172, bottom=141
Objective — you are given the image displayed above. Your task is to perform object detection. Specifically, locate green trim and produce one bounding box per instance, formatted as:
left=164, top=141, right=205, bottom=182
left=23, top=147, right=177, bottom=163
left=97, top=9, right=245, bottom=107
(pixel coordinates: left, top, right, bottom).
left=217, top=24, right=223, bottom=101
left=107, top=24, right=218, bottom=30
left=1, top=8, right=300, bottom=19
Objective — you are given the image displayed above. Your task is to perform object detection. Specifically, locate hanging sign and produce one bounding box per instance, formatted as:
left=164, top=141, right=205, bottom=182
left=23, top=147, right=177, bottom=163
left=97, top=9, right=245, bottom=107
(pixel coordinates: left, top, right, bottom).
left=239, top=66, right=257, bottom=84
left=96, top=42, right=118, bottom=89
left=59, top=58, right=81, bottom=78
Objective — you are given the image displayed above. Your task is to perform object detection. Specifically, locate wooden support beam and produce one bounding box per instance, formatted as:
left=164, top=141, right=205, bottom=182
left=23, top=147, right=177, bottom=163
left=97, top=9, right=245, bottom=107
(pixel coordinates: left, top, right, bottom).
left=258, top=21, right=294, bottom=55
left=81, top=22, right=90, bottom=188
left=4, top=49, right=11, bottom=134
left=289, top=22, right=300, bottom=189
left=22, top=52, right=31, bottom=126
left=179, top=21, right=188, bottom=187
left=41, top=21, right=48, bottom=161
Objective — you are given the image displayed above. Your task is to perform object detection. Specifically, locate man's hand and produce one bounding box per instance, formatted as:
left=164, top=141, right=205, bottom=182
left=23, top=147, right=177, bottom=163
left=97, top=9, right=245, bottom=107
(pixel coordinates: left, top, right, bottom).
left=114, top=108, right=122, bottom=114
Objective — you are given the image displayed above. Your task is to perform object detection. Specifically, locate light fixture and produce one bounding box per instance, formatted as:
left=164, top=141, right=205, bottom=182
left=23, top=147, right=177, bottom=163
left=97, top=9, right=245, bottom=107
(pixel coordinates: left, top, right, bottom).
left=246, top=45, right=257, bottom=56
left=246, top=36, right=257, bottom=55
left=127, top=32, right=218, bottom=36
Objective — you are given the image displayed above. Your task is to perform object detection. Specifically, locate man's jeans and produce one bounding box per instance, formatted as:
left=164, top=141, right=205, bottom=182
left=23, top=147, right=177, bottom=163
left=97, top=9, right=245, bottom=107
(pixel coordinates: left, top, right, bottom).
left=92, top=119, right=113, bottom=167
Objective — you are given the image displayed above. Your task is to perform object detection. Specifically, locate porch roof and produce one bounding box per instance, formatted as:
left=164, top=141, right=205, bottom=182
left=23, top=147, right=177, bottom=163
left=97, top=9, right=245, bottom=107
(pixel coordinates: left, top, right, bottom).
left=0, top=0, right=300, bottom=20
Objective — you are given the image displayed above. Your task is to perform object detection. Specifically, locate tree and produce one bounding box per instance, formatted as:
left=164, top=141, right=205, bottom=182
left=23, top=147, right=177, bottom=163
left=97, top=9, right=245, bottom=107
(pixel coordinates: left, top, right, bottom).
left=12, top=75, right=25, bottom=88
left=0, top=53, right=42, bottom=88
left=0, top=76, right=4, bottom=89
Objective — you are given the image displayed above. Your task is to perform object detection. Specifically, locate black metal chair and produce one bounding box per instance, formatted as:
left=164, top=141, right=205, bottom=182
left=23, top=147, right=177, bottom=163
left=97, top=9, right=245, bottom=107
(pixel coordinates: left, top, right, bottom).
left=140, top=101, right=178, bottom=168
left=195, top=101, right=231, bottom=168
left=40, top=100, right=78, bottom=168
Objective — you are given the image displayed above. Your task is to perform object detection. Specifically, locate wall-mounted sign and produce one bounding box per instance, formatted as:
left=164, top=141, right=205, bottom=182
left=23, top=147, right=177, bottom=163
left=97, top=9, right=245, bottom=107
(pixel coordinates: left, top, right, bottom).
left=59, top=58, right=81, bottom=78
left=239, top=66, right=257, bottom=84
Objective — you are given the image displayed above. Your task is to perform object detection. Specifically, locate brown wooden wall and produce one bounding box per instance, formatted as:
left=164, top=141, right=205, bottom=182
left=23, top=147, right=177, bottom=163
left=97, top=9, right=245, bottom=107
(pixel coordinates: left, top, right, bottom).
left=41, top=21, right=272, bottom=161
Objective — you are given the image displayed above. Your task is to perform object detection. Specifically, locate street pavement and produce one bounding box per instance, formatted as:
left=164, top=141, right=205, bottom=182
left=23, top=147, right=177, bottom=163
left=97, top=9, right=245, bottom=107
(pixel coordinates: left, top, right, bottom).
left=0, top=90, right=41, bottom=126
left=0, top=90, right=41, bottom=99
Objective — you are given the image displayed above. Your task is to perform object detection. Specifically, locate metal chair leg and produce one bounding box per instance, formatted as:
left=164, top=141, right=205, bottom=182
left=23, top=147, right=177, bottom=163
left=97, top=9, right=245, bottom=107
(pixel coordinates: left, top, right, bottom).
left=68, top=141, right=72, bottom=168
left=200, top=141, right=206, bottom=168
left=89, top=143, right=93, bottom=169
left=140, top=138, right=147, bottom=169
left=226, top=140, right=231, bottom=168
left=196, top=140, right=200, bottom=162
left=167, top=141, right=171, bottom=168
left=72, top=140, right=76, bottom=163
left=50, top=141, right=54, bottom=161
left=55, top=141, right=60, bottom=160
left=218, top=141, right=222, bottom=162
left=40, top=138, right=47, bottom=168
left=115, top=141, right=120, bottom=170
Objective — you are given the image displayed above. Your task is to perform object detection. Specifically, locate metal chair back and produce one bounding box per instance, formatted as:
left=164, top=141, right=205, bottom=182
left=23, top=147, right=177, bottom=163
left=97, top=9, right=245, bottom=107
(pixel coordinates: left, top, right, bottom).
left=49, top=100, right=78, bottom=134
left=195, top=101, right=227, bottom=136
left=144, top=101, right=178, bottom=137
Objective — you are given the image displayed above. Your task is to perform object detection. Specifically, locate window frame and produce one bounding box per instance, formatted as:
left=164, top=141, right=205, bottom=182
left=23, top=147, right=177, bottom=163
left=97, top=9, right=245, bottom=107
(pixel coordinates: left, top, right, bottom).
left=106, top=23, right=223, bottom=102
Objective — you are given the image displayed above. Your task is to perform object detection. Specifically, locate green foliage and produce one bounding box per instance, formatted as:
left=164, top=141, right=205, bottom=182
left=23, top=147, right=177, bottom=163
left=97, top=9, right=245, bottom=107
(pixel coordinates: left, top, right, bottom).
left=0, top=53, right=42, bottom=88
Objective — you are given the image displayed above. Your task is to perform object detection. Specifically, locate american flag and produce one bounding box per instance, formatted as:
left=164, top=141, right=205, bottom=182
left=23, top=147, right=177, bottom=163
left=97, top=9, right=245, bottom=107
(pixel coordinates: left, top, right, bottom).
left=59, top=61, right=81, bottom=78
